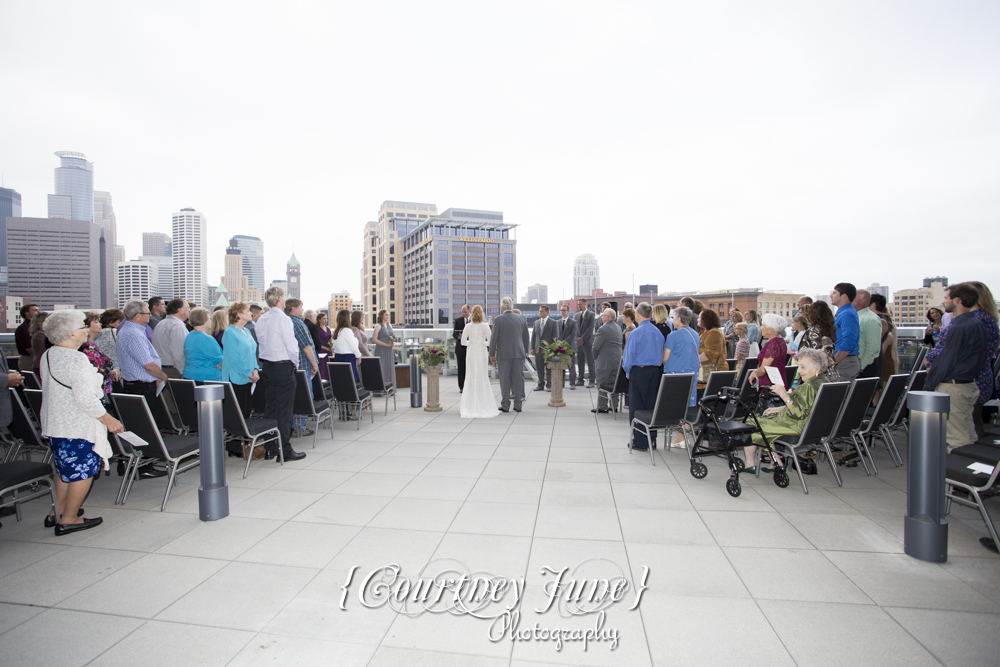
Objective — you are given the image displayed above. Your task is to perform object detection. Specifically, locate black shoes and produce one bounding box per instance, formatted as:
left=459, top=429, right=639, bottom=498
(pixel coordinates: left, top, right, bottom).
left=498, top=407, right=509, bottom=412
left=283, top=450, right=307, bottom=461
left=591, top=408, right=609, bottom=413
left=534, top=386, right=546, bottom=391
left=139, top=468, right=167, bottom=479
left=45, top=508, right=84, bottom=528
left=514, top=407, right=522, bottom=412
left=55, top=517, right=103, bottom=536
left=586, top=383, right=596, bottom=388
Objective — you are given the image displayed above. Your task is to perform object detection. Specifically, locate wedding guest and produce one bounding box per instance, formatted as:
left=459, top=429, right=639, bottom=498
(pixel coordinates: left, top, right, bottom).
left=622, top=308, right=636, bottom=346
left=183, top=308, right=223, bottom=382
left=332, top=309, right=363, bottom=382
left=697, top=309, right=728, bottom=390
left=924, top=307, right=945, bottom=346
left=94, top=308, right=125, bottom=373
left=15, top=303, right=39, bottom=372
left=653, top=304, right=673, bottom=339
left=622, top=303, right=665, bottom=451
left=30, top=311, right=50, bottom=378
left=663, top=306, right=701, bottom=446
left=745, top=309, right=760, bottom=346
left=80, top=311, right=118, bottom=397
left=40, top=310, right=123, bottom=535
left=749, top=313, right=788, bottom=390
left=799, top=300, right=840, bottom=381
left=221, top=301, right=259, bottom=418
left=724, top=309, right=742, bottom=358
left=372, top=309, right=395, bottom=386
left=315, top=311, right=335, bottom=381
left=211, top=309, right=228, bottom=348
left=733, top=323, right=750, bottom=375
left=350, top=311, right=370, bottom=357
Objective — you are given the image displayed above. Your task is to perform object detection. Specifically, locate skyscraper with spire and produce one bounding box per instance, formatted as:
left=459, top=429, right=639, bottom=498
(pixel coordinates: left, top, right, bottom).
left=286, top=253, right=300, bottom=299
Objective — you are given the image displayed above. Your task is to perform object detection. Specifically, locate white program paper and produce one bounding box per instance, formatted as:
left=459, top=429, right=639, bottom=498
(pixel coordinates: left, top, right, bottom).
left=118, top=431, right=150, bottom=448
left=765, top=366, right=785, bottom=388
left=967, top=462, right=995, bottom=475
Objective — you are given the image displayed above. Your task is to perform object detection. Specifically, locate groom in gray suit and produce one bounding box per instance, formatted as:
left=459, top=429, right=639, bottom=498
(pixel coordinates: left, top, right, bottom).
left=489, top=297, right=530, bottom=412
left=557, top=304, right=578, bottom=390
left=530, top=305, right=558, bottom=391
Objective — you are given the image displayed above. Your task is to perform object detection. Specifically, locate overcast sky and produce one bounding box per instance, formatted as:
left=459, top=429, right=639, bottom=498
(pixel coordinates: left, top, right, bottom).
left=2, top=1, right=998, bottom=308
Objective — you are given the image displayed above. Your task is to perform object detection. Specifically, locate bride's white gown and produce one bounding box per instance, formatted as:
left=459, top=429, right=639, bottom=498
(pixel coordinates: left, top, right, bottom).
left=460, top=322, right=498, bottom=419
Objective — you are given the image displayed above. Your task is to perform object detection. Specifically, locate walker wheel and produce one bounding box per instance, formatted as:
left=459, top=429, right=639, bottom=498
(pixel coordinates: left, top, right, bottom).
left=733, top=457, right=745, bottom=472
left=774, top=470, right=790, bottom=488
left=690, top=462, right=708, bottom=479
left=726, top=477, right=742, bottom=497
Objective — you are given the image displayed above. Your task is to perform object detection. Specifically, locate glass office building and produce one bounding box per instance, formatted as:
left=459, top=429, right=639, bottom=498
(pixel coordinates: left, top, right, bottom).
left=231, top=235, right=264, bottom=294
left=47, top=151, right=94, bottom=223
left=0, top=187, right=22, bottom=296
left=400, top=208, right=516, bottom=325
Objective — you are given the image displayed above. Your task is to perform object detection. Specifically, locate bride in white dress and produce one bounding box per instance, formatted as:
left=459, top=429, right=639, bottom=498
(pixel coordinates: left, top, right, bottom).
left=460, top=305, right=498, bottom=419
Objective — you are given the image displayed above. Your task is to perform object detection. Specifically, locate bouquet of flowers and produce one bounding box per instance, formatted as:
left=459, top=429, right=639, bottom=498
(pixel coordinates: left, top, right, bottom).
left=418, top=345, right=447, bottom=368
left=388, top=335, right=396, bottom=343
left=543, top=340, right=575, bottom=365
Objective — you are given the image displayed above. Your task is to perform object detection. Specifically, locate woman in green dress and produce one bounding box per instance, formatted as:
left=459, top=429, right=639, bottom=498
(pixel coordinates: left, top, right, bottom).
left=743, top=347, right=830, bottom=473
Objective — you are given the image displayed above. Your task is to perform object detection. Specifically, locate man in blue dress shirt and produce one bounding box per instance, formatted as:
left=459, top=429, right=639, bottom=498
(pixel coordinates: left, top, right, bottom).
left=622, top=303, right=665, bottom=451
left=830, top=283, right=861, bottom=380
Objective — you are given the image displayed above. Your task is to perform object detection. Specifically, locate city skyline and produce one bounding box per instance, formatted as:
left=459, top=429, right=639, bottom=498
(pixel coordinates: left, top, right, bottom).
left=1, top=3, right=997, bottom=307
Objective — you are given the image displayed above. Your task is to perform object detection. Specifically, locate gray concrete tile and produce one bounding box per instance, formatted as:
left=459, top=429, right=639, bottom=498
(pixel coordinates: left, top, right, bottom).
left=290, top=493, right=393, bottom=526
left=238, top=522, right=360, bottom=569
left=700, top=510, right=813, bottom=549
left=618, top=509, right=715, bottom=546
left=539, top=480, right=615, bottom=508
left=450, top=501, right=538, bottom=537
left=0, top=608, right=142, bottom=666
left=466, top=478, right=544, bottom=505
left=90, top=620, right=254, bottom=666
left=0, top=545, right=143, bottom=606
left=625, top=543, right=750, bottom=598
left=884, top=607, right=1000, bottom=667
left=0, top=602, right=44, bottom=636
left=724, top=546, right=872, bottom=604
left=534, top=505, right=623, bottom=541
left=326, top=527, right=444, bottom=575
left=368, top=497, right=463, bottom=532
left=229, top=634, right=376, bottom=666
left=398, top=475, right=478, bottom=501
left=156, top=516, right=282, bottom=560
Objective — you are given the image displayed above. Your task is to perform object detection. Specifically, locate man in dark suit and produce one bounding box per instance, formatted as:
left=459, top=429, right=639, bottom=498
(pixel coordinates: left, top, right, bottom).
left=453, top=304, right=470, bottom=392
left=557, top=305, right=579, bottom=390
left=530, top=305, right=558, bottom=391
left=575, top=298, right=597, bottom=388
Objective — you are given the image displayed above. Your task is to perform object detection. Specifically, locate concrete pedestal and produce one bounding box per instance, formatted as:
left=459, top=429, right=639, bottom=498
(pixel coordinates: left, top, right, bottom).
left=547, top=362, right=567, bottom=407
left=424, top=366, right=443, bottom=412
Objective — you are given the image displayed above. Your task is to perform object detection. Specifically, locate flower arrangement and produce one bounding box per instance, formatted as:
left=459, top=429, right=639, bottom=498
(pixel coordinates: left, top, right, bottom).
left=388, top=335, right=396, bottom=343
left=543, top=340, right=575, bottom=365
left=419, top=345, right=447, bottom=368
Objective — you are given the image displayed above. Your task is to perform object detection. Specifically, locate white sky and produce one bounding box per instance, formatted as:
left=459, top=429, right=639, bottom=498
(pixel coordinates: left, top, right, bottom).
left=2, top=1, right=998, bottom=308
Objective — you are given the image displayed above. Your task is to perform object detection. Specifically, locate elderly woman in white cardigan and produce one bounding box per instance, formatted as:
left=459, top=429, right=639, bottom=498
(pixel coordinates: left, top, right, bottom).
left=40, top=310, right=123, bottom=536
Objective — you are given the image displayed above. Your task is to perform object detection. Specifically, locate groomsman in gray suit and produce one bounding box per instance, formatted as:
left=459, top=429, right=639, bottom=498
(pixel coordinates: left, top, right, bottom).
left=575, top=298, right=597, bottom=388
left=530, top=306, right=558, bottom=391
left=489, top=297, right=530, bottom=412
left=592, top=308, right=623, bottom=413
left=556, top=304, right=578, bottom=390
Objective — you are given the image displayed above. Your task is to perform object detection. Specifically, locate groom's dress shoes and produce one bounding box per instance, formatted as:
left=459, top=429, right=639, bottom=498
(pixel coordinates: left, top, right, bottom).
left=498, top=407, right=509, bottom=412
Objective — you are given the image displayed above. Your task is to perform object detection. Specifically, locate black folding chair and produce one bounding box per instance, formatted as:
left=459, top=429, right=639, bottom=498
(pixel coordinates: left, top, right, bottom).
left=329, top=362, right=373, bottom=429
left=597, top=365, right=629, bottom=419
left=785, top=365, right=798, bottom=388
left=909, top=345, right=928, bottom=375
left=0, top=460, right=60, bottom=524
left=881, top=370, right=926, bottom=467
left=629, top=373, right=696, bottom=466
left=206, top=381, right=282, bottom=479
left=20, top=371, right=41, bottom=391
left=110, top=393, right=200, bottom=511
left=946, top=444, right=1000, bottom=551
left=734, top=357, right=759, bottom=389
left=725, top=371, right=760, bottom=421
left=4, top=389, right=50, bottom=464
left=854, top=374, right=910, bottom=474
left=770, top=382, right=851, bottom=494
left=819, top=377, right=879, bottom=484
left=293, top=370, right=333, bottom=447
left=22, top=388, right=43, bottom=425
left=359, top=357, right=396, bottom=415
left=167, top=379, right=200, bottom=433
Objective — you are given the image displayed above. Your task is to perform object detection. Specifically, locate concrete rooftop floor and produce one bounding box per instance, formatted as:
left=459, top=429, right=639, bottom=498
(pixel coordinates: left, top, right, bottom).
left=1, top=377, right=998, bottom=667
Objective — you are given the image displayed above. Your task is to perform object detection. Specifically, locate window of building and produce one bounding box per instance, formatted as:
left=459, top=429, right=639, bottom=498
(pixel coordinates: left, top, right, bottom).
left=503, top=253, right=514, bottom=267
left=504, top=281, right=514, bottom=294
left=438, top=240, right=448, bottom=245
left=389, top=265, right=395, bottom=278
left=437, top=250, right=448, bottom=264
left=504, top=271, right=514, bottom=277
left=390, top=288, right=395, bottom=301
left=438, top=279, right=449, bottom=293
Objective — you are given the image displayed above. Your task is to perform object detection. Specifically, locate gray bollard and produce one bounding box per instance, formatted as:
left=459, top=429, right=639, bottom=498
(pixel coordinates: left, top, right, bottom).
left=409, top=349, right=423, bottom=408
left=904, top=390, right=950, bottom=562
left=195, top=384, right=229, bottom=522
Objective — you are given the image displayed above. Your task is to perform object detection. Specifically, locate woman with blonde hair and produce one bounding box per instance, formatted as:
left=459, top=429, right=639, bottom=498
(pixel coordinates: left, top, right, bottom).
left=652, top=304, right=672, bottom=339
left=460, top=305, right=497, bottom=419
left=210, top=309, right=228, bottom=348
left=724, top=309, right=743, bottom=358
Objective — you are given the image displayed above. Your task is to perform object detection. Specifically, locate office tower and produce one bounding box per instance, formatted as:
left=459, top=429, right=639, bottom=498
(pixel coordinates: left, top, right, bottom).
left=6, top=217, right=114, bottom=309
left=116, top=261, right=159, bottom=308
left=172, top=208, right=207, bottom=304
left=205, top=284, right=217, bottom=307
left=400, top=207, right=514, bottom=325
left=363, top=201, right=439, bottom=327
left=269, top=279, right=287, bottom=294
left=139, top=255, right=173, bottom=300
left=3, top=295, right=25, bottom=333
left=867, top=283, right=889, bottom=299
left=93, top=191, right=117, bottom=245
left=890, top=277, right=948, bottom=326
left=329, top=290, right=351, bottom=316
left=231, top=235, right=264, bottom=294
left=114, top=245, right=126, bottom=264
left=286, top=253, right=300, bottom=299
left=143, top=232, right=172, bottom=257
left=351, top=300, right=363, bottom=313
left=360, top=220, right=378, bottom=327
left=0, top=186, right=22, bottom=296
left=524, top=283, right=548, bottom=303
left=573, top=254, right=600, bottom=297
left=222, top=241, right=262, bottom=304
left=47, top=151, right=94, bottom=222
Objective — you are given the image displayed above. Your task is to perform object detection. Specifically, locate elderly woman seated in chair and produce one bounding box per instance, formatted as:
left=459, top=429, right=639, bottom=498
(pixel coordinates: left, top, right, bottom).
left=742, top=347, right=830, bottom=474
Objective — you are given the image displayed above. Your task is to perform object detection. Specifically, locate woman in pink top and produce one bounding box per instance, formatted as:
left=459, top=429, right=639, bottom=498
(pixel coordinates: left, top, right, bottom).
left=749, top=313, right=788, bottom=389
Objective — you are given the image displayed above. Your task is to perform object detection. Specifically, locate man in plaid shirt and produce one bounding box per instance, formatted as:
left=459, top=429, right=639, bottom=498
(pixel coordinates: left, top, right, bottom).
left=284, top=298, right=319, bottom=438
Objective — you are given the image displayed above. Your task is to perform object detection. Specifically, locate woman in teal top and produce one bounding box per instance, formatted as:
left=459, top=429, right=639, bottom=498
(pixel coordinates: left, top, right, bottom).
left=183, top=307, right=223, bottom=382
left=221, top=302, right=259, bottom=418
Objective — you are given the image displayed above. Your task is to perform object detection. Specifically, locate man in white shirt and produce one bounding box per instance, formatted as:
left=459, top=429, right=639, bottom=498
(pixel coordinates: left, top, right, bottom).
left=255, top=286, right=306, bottom=461
left=151, top=299, right=190, bottom=378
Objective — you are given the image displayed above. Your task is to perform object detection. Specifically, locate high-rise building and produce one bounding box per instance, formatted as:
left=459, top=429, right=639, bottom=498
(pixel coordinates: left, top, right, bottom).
left=573, top=254, right=600, bottom=298
left=3, top=295, right=25, bottom=333
left=757, top=291, right=806, bottom=319
left=524, top=283, right=548, bottom=304
left=172, top=208, right=207, bottom=305
left=351, top=300, right=363, bottom=313
left=891, top=277, right=947, bottom=326
left=6, top=217, right=114, bottom=309
left=114, top=245, right=126, bottom=265
left=0, top=186, right=22, bottom=296
left=363, top=201, right=439, bottom=327
left=143, top=232, right=172, bottom=257
left=867, top=283, right=889, bottom=299
left=47, top=151, right=94, bottom=223
left=93, top=191, right=117, bottom=245
left=360, top=220, right=378, bottom=327
left=139, top=255, right=173, bottom=300
left=222, top=241, right=262, bottom=304
left=400, top=207, right=515, bottom=325
left=269, top=279, right=288, bottom=294
left=329, top=290, right=351, bottom=316
left=116, top=261, right=159, bottom=308
left=286, top=253, right=301, bottom=300
left=231, top=235, right=264, bottom=294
